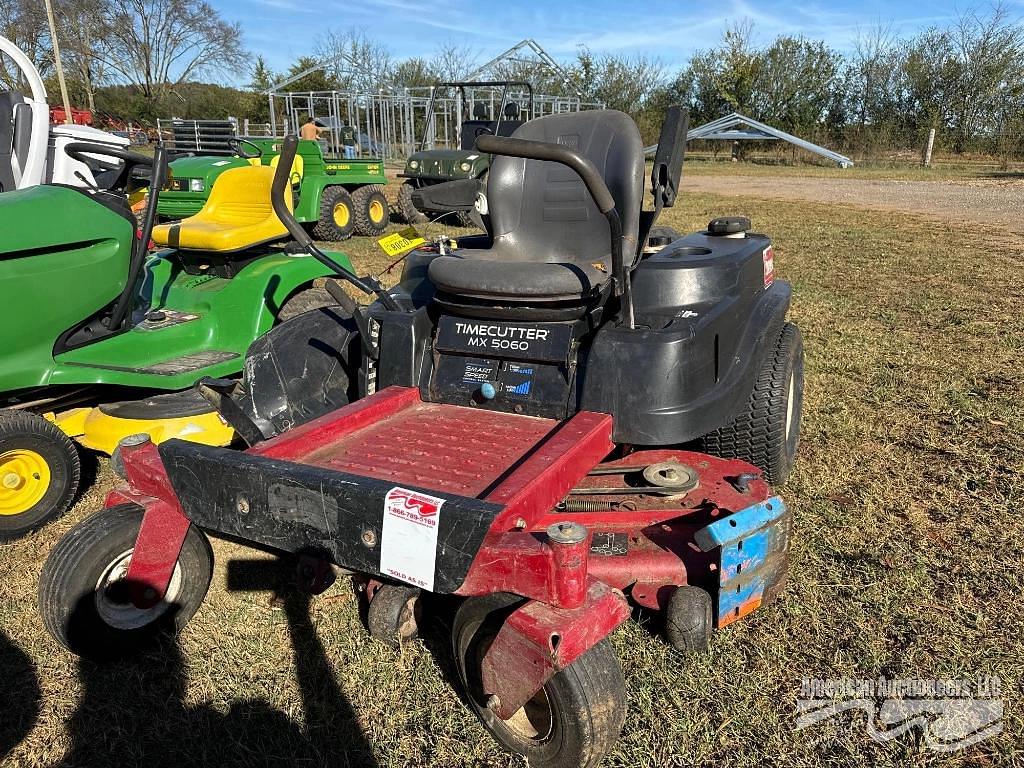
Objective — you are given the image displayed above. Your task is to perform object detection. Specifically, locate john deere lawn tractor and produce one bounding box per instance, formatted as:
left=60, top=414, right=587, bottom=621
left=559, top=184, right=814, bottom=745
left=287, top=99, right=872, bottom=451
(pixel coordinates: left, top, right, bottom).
left=398, top=81, right=533, bottom=226
left=0, top=139, right=355, bottom=540
left=157, top=137, right=390, bottom=239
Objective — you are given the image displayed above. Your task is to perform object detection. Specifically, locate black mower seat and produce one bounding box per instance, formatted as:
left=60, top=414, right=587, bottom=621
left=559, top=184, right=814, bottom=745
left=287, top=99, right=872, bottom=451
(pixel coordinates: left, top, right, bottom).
left=428, top=109, right=644, bottom=304
left=429, top=256, right=608, bottom=301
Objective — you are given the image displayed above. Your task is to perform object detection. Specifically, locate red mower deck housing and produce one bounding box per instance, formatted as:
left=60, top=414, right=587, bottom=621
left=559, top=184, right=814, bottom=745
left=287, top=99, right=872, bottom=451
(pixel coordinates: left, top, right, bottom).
left=107, top=386, right=791, bottom=719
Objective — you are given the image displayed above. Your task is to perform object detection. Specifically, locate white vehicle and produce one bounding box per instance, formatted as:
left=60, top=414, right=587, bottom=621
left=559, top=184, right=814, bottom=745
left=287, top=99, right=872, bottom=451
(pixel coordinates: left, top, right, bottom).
left=1, top=35, right=131, bottom=192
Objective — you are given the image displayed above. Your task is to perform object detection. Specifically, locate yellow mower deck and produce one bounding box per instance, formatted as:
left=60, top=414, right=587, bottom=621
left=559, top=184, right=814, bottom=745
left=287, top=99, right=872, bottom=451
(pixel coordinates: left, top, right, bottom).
left=47, top=391, right=234, bottom=455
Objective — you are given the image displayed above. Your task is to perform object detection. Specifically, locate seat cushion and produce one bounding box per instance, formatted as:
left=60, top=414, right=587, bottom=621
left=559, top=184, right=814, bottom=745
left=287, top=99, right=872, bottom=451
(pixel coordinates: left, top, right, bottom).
left=429, top=251, right=610, bottom=301
left=152, top=165, right=290, bottom=252
left=152, top=216, right=288, bottom=252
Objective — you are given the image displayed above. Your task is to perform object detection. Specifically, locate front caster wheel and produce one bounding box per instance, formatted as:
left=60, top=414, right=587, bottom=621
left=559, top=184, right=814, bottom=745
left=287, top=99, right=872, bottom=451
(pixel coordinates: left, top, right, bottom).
left=0, top=409, right=81, bottom=541
left=453, top=593, right=627, bottom=768
left=38, top=503, right=213, bottom=659
left=664, top=585, right=712, bottom=652
left=367, top=583, right=421, bottom=649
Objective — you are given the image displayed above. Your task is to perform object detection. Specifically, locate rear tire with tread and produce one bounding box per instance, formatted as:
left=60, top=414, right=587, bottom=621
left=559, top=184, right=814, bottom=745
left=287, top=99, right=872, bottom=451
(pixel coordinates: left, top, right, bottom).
left=701, top=322, right=804, bottom=485
left=397, top=180, right=428, bottom=224
left=38, top=503, right=213, bottom=658
left=0, top=409, right=80, bottom=541
left=351, top=184, right=390, bottom=236
left=277, top=284, right=334, bottom=320
left=313, top=186, right=356, bottom=241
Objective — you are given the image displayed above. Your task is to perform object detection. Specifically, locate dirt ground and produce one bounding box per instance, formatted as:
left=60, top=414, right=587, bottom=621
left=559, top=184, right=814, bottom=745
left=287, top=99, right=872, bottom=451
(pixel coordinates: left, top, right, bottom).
left=683, top=171, right=1024, bottom=240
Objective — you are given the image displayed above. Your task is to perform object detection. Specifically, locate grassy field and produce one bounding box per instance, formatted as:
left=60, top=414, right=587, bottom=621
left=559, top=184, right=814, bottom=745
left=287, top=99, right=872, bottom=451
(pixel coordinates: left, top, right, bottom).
left=2, top=182, right=1022, bottom=766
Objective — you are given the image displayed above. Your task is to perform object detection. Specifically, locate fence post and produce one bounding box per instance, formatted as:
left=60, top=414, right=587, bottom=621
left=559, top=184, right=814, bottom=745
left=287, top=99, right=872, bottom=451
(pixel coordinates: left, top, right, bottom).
left=922, top=128, right=936, bottom=167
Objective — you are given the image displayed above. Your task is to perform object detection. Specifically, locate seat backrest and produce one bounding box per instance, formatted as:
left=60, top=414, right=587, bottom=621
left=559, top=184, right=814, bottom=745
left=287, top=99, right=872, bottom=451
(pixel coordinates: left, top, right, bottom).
left=485, top=110, right=644, bottom=266
left=0, top=92, right=25, bottom=192
left=269, top=152, right=303, bottom=185
left=151, top=165, right=292, bottom=251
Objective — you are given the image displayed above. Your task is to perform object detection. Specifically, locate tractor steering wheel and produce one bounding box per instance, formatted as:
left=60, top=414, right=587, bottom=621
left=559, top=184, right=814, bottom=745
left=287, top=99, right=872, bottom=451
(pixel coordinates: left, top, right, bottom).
left=63, top=141, right=156, bottom=194
left=228, top=138, right=264, bottom=159
left=64, top=142, right=154, bottom=173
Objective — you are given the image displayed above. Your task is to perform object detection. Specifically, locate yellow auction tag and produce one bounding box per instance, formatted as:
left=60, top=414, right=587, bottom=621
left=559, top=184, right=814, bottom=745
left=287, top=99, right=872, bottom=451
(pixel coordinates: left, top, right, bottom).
left=377, top=227, right=425, bottom=257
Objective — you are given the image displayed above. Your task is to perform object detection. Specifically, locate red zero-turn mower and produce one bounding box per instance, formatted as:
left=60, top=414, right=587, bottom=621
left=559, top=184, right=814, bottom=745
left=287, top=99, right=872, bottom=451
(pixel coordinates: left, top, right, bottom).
left=39, top=107, right=801, bottom=768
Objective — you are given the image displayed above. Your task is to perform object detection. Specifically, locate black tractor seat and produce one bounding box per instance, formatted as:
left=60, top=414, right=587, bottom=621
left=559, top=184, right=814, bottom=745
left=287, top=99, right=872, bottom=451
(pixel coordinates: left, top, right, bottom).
left=429, top=253, right=609, bottom=302
left=427, top=109, right=644, bottom=309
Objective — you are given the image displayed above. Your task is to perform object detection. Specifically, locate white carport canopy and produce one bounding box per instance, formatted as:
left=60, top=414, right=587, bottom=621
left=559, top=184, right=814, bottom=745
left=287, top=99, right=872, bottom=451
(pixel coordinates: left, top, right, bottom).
left=646, top=111, right=853, bottom=168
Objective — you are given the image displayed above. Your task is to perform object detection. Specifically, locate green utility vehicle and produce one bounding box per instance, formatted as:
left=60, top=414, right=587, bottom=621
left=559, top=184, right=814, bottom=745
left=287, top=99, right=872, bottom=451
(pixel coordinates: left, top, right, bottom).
left=158, top=137, right=390, bottom=239
left=0, top=140, right=355, bottom=540
left=398, top=81, right=533, bottom=225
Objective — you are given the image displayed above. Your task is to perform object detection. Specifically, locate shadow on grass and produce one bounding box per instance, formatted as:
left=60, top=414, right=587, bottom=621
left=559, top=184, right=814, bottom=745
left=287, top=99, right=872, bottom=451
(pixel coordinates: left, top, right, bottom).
left=0, top=628, right=41, bottom=761
left=56, top=558, right=379, bottom=768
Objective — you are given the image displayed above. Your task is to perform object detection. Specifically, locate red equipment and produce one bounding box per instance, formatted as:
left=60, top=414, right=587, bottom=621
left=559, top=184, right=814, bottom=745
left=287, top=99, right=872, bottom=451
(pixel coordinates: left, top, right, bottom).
left=94, top=385, right=790, bottom=741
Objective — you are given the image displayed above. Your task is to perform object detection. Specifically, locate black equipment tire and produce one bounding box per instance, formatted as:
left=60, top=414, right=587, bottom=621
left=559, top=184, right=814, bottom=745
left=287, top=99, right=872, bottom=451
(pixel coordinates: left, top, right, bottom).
left=648, top=225, right=681, bottom=242
left=452, top=593, right=627, bottom=768
left=312, top=186, right=356, bottom=241
left=663, top=585, right=712, bottom=652
left=0, top=409, right=81, bottom=541
left=351, top=184, right=390, bottom=236
left=397, top=180, right=428, bottom=224
left=38, top=503, right=213, bottom=659
left=367, top=583, right=422, bottom=649
left=701, top=322, right=804, bottom=486
left=276, top=284, right=335, bottom=321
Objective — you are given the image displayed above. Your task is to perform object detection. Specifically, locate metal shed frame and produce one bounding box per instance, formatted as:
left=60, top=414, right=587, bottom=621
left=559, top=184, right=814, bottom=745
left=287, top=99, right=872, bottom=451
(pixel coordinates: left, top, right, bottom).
left=646, top=112, right=853, bottom=168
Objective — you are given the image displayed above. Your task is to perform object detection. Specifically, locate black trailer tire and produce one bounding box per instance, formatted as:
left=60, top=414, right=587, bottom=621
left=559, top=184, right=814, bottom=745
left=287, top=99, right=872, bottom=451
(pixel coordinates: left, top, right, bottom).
left=38, top=504, right=213, bottom=659
left=367, top=584, right=422, bottom=649
left=0, top=409, right=81, bottom=541
left=664, top=585, right=712, bottom=652
left=312, top=186, right=356, bottom=241
left=453, top=593, right=627, bottom=768
left=351, top=185, right=390, bottom=236
left=397, top=180, right=428, bottom=224
left=701, top=322, right=804, bottom=486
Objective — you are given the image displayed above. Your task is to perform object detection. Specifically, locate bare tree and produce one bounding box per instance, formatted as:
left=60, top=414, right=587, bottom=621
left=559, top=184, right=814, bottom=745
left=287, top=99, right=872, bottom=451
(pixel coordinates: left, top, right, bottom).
left=314, top=29, right=393, bottom=93
left=429, top=42, right=480, bottom=82
left=53, top=0, right=109, bottom=113
left=96, top=0, right=246, bottom=102
left=0, top=0, right=51, bottom=89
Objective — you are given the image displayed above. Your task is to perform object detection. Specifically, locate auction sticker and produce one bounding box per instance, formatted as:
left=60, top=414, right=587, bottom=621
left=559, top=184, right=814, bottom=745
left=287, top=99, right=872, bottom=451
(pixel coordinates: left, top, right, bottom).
left=380, top=487, right=445, bottom=590
left=377, top=227, right=425, bottom=258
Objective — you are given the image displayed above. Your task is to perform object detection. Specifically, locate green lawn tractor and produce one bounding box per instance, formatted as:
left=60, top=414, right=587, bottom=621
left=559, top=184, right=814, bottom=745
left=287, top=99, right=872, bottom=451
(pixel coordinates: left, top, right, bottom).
left=157, top=137, right=390, bottom=240
left=398, top=81, right=533, bottom=226
left=0, top=140, right=354, bottom=540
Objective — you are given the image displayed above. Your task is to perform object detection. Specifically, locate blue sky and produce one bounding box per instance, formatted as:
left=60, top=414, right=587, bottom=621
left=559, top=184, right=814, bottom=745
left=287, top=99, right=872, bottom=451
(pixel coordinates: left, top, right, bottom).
left=225, top=0, right=993, bottom=78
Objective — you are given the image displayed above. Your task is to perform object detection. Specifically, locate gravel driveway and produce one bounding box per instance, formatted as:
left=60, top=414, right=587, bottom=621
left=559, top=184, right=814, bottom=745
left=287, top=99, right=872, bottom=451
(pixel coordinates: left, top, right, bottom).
left=684, top=173, right=1024, bottom=241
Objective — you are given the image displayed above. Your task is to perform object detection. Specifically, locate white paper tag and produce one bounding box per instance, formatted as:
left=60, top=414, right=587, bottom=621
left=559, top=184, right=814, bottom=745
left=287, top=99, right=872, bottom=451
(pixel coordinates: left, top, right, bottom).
left=380, top=487, right=445, bottom=590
